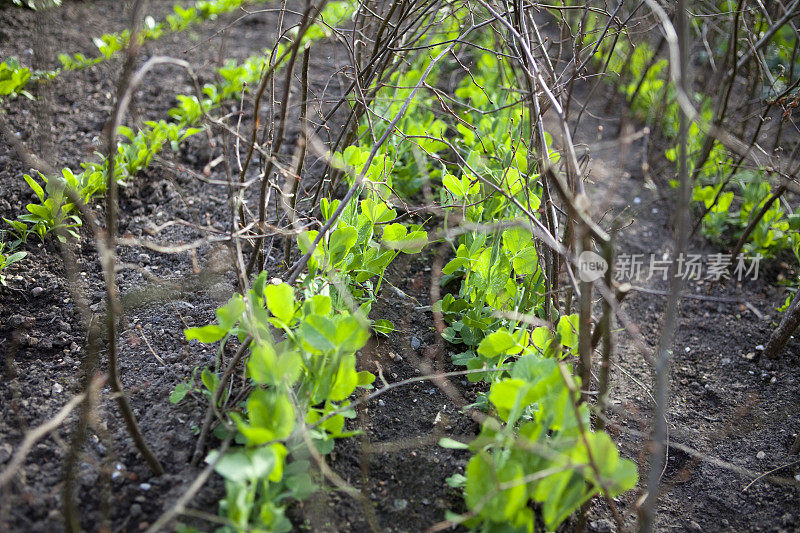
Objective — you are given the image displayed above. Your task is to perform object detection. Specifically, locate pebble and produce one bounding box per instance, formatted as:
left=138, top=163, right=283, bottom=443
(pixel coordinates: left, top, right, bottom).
left=52, top=383, right=63, bottom=394
left=756, top=451, right=766, bottom=460
left=139, top=483, right=152, bottom=491
left=377, top=399, right=385, bottom=407
left=411, top=336, right=421, bottom=350
left=31, top=286, right=44, bottom=297
left=590, top=519, right=612, bottom=533
left=392, top=498, right=408, bottom=511
left=755, top=344, right=765, bottom=351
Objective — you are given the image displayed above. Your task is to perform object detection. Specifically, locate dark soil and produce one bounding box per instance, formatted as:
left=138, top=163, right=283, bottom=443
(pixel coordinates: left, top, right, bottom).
left=0, top=2, right=798, bottom=533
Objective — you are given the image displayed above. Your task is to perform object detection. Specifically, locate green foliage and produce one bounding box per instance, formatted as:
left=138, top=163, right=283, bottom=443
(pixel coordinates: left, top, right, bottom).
left=0, top=1, right=355, bottom=271
left=0, top=241, right=26, bottom=286
left=0, top=57, right=33, bottom=99
left=587, top=15, right=800, bottom=294
left=185, top=276, right=376, bottom=530
left=17, top=174, right=81, bottom=242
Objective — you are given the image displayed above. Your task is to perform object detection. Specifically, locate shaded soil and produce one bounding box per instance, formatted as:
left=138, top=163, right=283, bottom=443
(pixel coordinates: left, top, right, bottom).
left=0, top=2, right=798, bottom=533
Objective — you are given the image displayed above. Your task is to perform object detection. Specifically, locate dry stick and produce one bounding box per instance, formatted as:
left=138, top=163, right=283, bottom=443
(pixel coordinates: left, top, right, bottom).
left=762, top=289, right=800, bottom=359
left=596, top=232, right=616, bottom=431
left=245, top=3, right=316, bottom=277
left=590, top=282, right=631, bottom=350
left=283, top=46, right=311, bottom=265
left=687, top=0, right=743, bottom=185
left=729, top=183, right=787, bottom=261
left=577, top=228, right=593, bottom=402
left=102, top=14, right=165, bottom=475
left=639, top=0, right=691, bottom=530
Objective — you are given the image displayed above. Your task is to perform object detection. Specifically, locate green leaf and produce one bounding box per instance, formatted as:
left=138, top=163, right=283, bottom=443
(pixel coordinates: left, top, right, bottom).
left=200, top=368, right=219, bottom=395
left=265, top=283, right=295, bottom=324
left=185, top=324, right=227, bottom=343
left=169, top=382, right=191, bottom=404
left=356, top=371, right=375, bottom=386
left=298, top=314, right=337, bottom=353
left=328, top=353, right=359, bottom=401
left=328, top=225, right=358, bottom=265
left=247, top=343, right=278, bottom=384
left=335, top=315, right=370, bottom=352
left=23, top=174, right=44, bottom=202
left=233, top=389, right=295, bottom=445
left=439, top=437, right=469, bottom=449
left=556, top=314, right=579, bottom=352
left=373, top=318, right=394, bottom=336
left=443, top=173, right=466, bottom=197
left=215, top=295, right=245, bottom=330
left=5, top=251, right=26, bottom=266
left=489, top=378, right=537, bottom=422
left=477, top=329, right=521, bottom=359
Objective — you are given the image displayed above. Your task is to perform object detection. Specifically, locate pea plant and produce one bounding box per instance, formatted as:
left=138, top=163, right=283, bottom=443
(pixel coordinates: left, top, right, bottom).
left=16, top=0, right=796, bottom=531
left=179, top=3, right=642, bottom=530
left=584, top=2, right=800, bottom=279
left=184, top=275, right=376, bottom=531
left=0, top=0, right=273, bottom=102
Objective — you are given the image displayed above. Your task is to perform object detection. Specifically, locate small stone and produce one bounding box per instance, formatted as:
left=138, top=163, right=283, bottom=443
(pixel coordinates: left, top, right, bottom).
left=52, top=383, right=63, bottom=394
left=756, top=451, right=766, bottom=460
left=31, top=286, right=44, bottom=297
left=393, top=498, right=408, bottom=511
left=743, top=352, right=757, bottom=360
left=411, top=336, right=421, bottom=350
left=688, top=520, right=702, bottom=531
left=590, top=519, right=612, bottom=532
left=130, top=504, right=142, bottom=517
left=377, top=399, right=385, bottom=407
left=755, top=344, right=765, bottom=351
left=139, top=483, right=152, bottom=491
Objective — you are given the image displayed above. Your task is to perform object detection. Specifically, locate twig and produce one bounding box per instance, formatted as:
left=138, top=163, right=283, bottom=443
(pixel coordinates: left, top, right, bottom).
left=639, top=0, right=691, bottom=529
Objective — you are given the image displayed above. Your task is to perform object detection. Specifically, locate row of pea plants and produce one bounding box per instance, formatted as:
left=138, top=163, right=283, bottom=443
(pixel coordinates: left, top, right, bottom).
left=185, top=11, right=637, bottom=531
left=0, top=0, right=273, bottom=101
left=0, top=1, right=355, bottom=284
left=579, top=6, right=800, bottom=303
